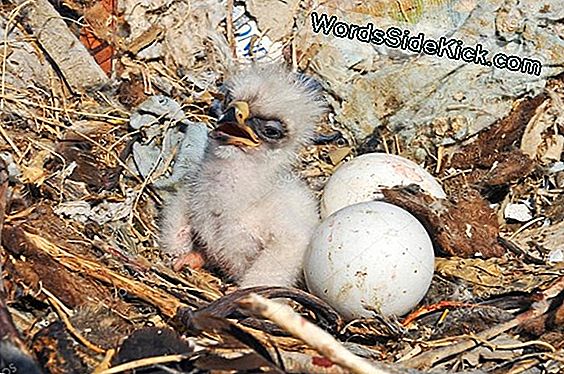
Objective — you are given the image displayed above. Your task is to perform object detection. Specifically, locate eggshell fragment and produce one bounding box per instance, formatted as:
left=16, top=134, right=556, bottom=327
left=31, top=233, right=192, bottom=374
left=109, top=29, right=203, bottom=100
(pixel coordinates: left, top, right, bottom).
left=321, top=153, right=446, bottom=218
left=304, top=201, right=435, bottom=319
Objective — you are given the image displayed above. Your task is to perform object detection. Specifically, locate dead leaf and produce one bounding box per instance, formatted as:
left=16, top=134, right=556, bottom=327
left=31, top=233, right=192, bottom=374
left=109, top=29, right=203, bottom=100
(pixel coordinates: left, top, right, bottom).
left=520, top=100, right=551, bottom=159
left=541, top=134, right=564, bottom=163
left=328, top=146, right=352, bottom=165
left=20, top=150, right=50, bottom=186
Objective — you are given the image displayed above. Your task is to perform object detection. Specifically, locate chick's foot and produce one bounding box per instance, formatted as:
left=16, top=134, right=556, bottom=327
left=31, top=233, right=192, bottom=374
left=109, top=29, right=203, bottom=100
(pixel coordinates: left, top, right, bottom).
left=172, top=251, right=205, bottom=272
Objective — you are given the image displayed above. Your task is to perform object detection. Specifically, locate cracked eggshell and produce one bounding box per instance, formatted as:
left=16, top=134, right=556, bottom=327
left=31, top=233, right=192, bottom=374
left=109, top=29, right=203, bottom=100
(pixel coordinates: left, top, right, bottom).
left=304, top=201, right=435, bottom=319
left=321, top=153, right=446, bottom=218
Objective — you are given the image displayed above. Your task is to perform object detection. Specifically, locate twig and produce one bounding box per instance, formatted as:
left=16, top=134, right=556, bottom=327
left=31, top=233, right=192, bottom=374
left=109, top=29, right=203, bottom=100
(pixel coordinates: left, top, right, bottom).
left=405, top=275, right=564, bottom=370
left=92, top=349, right=116, bottom=374
left=402, top=301, right=475, bottom=327
left=0, top=93, right=128, bottom=121
left=0, top=159, right=8, bottom=243
left=493, top=351, right=563, bottom=374
left=0, top=162, right=41, bottom=370
left=42, top=288, right=106, bottom=354
left=435, top=146, right=444, bottom=174
left=238, top=293, right=400, bottom=374
left=0, top=1, right=34, bottom=158
left=509, top=216, right=545, bottom=240
left=1, top=0, right=34, bottom=112
left=0, top=94, right=141, bottom=186
left=24, top=231, right=185, bottom=318
left=96, top=354, right=192, bottom=374
left=226, top=0, right=236, bottom=58
left=0, top=125, right=22, bottom=160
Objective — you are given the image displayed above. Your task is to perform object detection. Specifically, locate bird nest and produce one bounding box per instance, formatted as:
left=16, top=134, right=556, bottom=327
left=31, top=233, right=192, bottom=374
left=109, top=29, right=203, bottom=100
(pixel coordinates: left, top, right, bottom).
left=1, top=0, right=563, bottom=373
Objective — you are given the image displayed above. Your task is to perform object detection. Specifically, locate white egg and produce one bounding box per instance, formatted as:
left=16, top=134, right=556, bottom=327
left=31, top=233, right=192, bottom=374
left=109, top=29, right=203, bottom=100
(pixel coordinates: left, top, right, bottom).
left=304, top=201, right=435, bottom=319
left=321, top=153, right=446, bottom=218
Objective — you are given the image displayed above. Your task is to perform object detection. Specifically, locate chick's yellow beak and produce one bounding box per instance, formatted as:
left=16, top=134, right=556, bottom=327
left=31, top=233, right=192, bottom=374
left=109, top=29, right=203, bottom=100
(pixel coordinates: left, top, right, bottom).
left=212, top=101, right=260, bottom=147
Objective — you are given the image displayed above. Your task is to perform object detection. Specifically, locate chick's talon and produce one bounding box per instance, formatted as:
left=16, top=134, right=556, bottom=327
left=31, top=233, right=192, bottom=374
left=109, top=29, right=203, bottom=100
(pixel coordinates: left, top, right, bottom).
left=172, top=251, right=205, bottom=272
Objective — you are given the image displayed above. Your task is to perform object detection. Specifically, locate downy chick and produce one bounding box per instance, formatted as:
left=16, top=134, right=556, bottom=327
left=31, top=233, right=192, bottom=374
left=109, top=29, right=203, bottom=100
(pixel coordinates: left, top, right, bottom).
left=160, top=65, right=325, bottom=288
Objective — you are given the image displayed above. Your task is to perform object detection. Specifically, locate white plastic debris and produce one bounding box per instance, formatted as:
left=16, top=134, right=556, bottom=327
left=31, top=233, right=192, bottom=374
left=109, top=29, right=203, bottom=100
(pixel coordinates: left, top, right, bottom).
left=504, top=203, right=533, bottom=222
left=0, top=152, right=21, bottom=182
left=233, top=5, right=283, bottom=62
left=53, top=201, right=92, bottom=224
left=152, top=122, right=209, bottom=189
left=547, top=162, right=564, bottom=174
left=129, top=95, right=185, bottom=130
left=54, top=192, right=135, bottom=225
left=548, top=248, right=563, bottom=263
left=128, top=96, right=208, bottom=189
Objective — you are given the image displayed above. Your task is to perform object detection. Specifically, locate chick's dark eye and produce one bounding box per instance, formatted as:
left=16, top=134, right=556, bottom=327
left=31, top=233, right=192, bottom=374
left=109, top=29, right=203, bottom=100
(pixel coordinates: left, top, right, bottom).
left=263, top=125, right=282, bottom=139
left=250, top=118, right=286, bottom=141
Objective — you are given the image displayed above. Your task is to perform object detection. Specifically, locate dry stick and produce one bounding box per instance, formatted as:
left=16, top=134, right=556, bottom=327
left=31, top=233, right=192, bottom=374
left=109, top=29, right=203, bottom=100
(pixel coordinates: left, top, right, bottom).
left=226, top=0, right=236, bottom=58
left=0, top=1, right=33, bottom=158
left=0, top=121, right=22, bottom=159
left=24, top=231, right=184, bottom=318
left=1, top=0, right=34, bottom=112
left=127, top=119, right=177, bottom=225
left=0, top=93, right=128, bottom=121
left=92, top=349, right=116, bottom=374
left=0, top=164, right=42, bottom=369
left=505, top=352, right=564, bottom=374
left=0, top=93, right=139, bottom=185
left=42, top=288, right=106, bottom=354
left=238, top=294, right=400, bottom=374
left=405, top=275, right=564, bottom=370
left=416, top=334, right=556, bottom=354
left=96, top=354, right=191, bottom=374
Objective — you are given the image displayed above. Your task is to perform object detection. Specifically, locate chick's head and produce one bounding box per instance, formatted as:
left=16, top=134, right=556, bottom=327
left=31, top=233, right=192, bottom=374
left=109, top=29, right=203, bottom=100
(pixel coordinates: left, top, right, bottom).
left=210, top=65, right=325, bottom=165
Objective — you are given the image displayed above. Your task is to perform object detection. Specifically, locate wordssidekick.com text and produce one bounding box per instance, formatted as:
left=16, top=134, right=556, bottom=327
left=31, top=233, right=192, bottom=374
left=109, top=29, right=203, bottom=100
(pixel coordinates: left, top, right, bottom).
left=311, top=11, right=542, bottom=76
